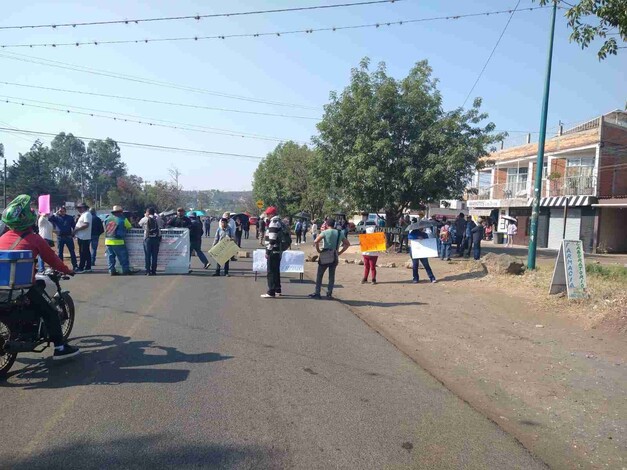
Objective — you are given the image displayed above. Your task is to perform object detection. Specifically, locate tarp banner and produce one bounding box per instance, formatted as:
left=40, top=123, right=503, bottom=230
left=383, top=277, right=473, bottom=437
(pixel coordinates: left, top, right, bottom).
left=410, top=238, right=439, bottom=259
left=253, top=249, right=305, bottom=273
left=127, top=228, right=190, bottom=274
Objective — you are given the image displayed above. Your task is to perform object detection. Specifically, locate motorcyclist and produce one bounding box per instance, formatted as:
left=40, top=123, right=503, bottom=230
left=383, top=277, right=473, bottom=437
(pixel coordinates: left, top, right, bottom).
left=0, top=195, right=79, bottom=360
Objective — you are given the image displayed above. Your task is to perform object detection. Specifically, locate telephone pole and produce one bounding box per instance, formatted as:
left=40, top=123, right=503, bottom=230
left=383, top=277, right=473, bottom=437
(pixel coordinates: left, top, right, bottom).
left=527, top=1, right=557, bottom=270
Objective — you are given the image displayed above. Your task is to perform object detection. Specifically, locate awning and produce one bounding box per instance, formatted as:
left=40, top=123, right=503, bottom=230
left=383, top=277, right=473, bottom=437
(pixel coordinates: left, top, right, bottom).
left=591, top=198, right=627, bottom=207
left=536, top=195, right=596, bottom=207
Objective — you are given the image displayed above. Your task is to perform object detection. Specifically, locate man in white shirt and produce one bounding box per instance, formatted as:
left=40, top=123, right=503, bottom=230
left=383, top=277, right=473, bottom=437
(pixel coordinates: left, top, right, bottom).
left=73, top=202, right=93, bottom=272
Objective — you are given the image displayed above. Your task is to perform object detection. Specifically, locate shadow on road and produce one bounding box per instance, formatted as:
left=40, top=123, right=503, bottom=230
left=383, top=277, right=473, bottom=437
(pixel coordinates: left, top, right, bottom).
left=1, top=335, right=232, bottom=389
left=341, top=299, right=427, bottom=308
left=7, top=433, right=285, bottom=469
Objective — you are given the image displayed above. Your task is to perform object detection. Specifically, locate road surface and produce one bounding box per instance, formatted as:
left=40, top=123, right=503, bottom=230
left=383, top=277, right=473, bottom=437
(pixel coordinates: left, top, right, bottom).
left=0, top=238, right=546, bottom=469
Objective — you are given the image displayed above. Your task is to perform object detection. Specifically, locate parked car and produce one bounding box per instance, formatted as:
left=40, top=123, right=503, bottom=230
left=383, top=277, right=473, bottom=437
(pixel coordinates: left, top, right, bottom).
left=355, top=220, right=377, bottom=234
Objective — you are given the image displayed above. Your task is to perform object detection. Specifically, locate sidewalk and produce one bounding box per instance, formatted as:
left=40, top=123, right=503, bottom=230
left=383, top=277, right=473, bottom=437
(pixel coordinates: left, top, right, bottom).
left=297, top=239, right=626, bottom=470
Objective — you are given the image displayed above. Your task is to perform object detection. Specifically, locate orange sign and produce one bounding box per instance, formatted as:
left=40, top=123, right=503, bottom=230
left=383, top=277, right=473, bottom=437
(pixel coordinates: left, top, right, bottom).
left=359, top=232, right=386, bottom=253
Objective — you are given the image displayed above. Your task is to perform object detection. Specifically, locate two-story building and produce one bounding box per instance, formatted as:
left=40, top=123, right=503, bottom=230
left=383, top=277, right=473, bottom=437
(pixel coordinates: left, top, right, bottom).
left=466, top=109, right=627, bottom=253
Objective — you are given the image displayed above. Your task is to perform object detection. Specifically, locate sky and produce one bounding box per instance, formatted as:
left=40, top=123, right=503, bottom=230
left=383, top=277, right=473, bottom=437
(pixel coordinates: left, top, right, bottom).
left=0, top=0, right=625, bottom=191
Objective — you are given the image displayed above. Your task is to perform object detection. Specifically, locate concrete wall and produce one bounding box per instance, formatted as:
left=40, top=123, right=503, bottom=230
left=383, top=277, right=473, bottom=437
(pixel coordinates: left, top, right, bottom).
left=599, top=123, right=627, bottom=198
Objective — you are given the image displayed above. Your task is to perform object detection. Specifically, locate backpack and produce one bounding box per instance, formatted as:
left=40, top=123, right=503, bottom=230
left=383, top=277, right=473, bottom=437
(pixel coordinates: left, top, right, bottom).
left=295, top=221, right=302, bottom=232
left=92, top=215, right=105, bottom=237
left=145, top=216, right=160, bottom=238
left=440, top=229, right=450, bottom=243
left=279, top=222, right=292, bottom=251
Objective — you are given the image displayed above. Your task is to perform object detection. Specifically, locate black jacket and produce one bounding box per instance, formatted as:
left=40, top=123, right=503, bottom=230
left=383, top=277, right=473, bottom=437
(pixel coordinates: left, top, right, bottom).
left=168, top=216, right=192, bottom=229
left=471, top=225, right=485, bottom=244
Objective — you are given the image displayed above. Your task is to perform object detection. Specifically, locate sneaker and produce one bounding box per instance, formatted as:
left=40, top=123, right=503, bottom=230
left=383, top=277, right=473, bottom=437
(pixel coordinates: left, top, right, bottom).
left=204, top=263, right=211, bottom=270
left=308, top=293, right=321, bottom=299
left=372, top=279, right=377, bottom=285
left=260, top=294, right=275, bottom=298
left=326, top=293, right=334, bottom=300
left=53, top=344, right=80, bottom=361
left=110, top=271, right=119, bottom=276
left=212, top=272, right=221, bottom=277
left=276, top=293, right=283, bottom=297
left=361, top=279, right=367, bottom=284
left=74, top=268, right=84, bottom=274
left=412, top=279, right=419, bottom=284
left=82, top=268, right=92, bottom=273
left=225, top=274, right=231, bottom=277
left=431, top=279, right=437, bottom=283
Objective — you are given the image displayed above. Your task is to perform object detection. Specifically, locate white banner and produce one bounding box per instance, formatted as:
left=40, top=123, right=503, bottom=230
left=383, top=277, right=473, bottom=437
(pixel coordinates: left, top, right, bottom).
left=410, top=238, right=439, bottom=259
left=549, top=239, right=587, bottom=299
left=253, top=249, right=305, bottom=273
left=127, top=228, right=190, bottom=274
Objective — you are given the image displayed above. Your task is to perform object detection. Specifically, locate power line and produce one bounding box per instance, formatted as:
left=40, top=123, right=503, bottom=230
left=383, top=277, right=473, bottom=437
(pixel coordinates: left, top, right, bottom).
left=0, top=51, right=318, bottom=110
left=0, top=96, right=307, bottom=143
left=0, top=6, right=551, bottom=49
left=0, top=126, right=264, bottom=161
left=462, top=0, right=521, bottom=108
left=0, top=1, right=400, bottom=30
left=0, top=81, right=319, bottom=121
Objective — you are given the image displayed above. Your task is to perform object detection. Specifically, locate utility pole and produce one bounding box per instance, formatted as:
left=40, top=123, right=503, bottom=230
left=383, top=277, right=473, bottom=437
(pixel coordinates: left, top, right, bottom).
left=527, top=1, right=557, bottom=270
left=0, top=143, right=6, bottom=208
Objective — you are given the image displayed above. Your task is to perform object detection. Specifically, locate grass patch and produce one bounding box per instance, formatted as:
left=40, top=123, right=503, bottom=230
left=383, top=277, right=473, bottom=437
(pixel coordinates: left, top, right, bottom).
left=585, top=263, right=627, bottom=281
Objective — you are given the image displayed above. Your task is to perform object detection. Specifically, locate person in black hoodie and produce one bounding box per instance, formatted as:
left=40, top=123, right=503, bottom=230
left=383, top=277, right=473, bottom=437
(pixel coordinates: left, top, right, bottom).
left=89, top=208, right=105, bottom=266
left=454, top=212, right=466, bottom=256
left=471, top=218, right=486, bottom=260
left=189, top=213, right=211, bottom=270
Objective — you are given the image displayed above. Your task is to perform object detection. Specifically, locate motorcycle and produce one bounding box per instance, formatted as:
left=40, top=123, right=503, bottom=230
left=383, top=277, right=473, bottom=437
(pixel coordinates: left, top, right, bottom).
left=0, top=269, right=75, bottom=377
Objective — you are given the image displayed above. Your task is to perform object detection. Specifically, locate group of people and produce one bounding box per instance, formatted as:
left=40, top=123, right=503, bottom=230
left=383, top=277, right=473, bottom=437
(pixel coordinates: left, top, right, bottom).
left=438, top=213, right=488, bottom=261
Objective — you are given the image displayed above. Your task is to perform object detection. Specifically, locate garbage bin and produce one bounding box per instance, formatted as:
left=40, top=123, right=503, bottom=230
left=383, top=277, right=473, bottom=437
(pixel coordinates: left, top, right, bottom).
left=494, top=233, right=504, bottom=245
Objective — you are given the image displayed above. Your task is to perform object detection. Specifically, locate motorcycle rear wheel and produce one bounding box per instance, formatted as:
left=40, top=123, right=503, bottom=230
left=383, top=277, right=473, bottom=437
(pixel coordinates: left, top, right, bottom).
left=0, top=319, right=17, bottom=378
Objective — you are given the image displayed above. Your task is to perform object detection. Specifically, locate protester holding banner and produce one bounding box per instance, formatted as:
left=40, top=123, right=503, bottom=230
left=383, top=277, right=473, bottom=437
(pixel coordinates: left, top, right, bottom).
left=139, top=207, right=162, bottom=276
left=360, top=226, right=384, bottom=285
left=189, top=213, right=211, bottom=270
left=261, top=206, right=285, bottom=298
left=212, top=218, right=232, bottom=277
left=408, top=228, right=437, bottom=283
left=49, top=206, right=79, bottom=271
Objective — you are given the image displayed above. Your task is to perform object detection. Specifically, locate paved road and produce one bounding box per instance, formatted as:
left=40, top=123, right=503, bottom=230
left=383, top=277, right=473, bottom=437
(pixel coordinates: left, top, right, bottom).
left=0, top=238, right=546, bottom=469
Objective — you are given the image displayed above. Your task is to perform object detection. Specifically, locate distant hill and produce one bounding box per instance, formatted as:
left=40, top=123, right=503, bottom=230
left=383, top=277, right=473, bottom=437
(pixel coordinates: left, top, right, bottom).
left=181, top=190, right=255, bottom=215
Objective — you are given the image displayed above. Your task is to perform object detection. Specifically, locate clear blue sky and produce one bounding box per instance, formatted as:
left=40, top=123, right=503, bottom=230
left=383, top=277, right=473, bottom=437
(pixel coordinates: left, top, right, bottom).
left=0, top=0, right=625, bottom=191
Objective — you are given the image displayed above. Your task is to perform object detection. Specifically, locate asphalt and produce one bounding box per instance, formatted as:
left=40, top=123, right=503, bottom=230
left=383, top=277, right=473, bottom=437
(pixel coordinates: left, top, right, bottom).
left=0, top=237, right=547, bottom=469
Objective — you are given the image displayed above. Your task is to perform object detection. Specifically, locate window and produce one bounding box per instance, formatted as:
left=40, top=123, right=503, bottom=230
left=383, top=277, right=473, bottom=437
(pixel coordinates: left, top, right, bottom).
left=506, top=167, right=528, bottom=196
left=566, top=157, right=594, bottom=178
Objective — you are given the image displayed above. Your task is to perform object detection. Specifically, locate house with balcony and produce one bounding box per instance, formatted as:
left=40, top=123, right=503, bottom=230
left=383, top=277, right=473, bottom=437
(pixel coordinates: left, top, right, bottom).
left=466, top=109, right=627, bottom=253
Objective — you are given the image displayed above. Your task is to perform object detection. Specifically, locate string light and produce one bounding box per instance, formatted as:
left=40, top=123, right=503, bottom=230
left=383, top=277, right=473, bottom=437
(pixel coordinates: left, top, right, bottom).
left=0, top=7, right=552, bottom=49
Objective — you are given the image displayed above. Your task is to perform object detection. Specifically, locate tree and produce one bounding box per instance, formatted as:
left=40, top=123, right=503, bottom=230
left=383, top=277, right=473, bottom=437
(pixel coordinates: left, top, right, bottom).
left=252, top=141, right=328, bottom=217
left=537, top=0, right=626, bottom=59
left=144, top=180, right=183, bottom=212
left=85, top=138, right=127, bottom=206
left=7, top=141, right=63, bottom=203
left=50, top=132, right=86, bottom=200
left=314, top=58, right=504, bottom=225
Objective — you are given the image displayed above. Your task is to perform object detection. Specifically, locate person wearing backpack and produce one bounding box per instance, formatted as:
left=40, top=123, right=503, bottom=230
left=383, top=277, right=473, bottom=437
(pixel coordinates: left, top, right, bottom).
left=309, top=218, right=350, bottom=300
left=261, top=206, right=291, bottom=298
left=139, top=207, right=162, bottom=276
left=294, top=219, right=303, bottom=245
left=89, top=208, right=104, bottom=266
left=439, top=221, right=453, bottom=261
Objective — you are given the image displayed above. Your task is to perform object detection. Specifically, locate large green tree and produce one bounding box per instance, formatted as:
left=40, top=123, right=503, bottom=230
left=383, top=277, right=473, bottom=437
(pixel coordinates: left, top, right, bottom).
left=85, top=138, right=127, bottom=205
left=7, top=141, right=63, bottom=203
left=314, top=58, right=504, bottom=225
left=537, top=0, right=626, bottom=59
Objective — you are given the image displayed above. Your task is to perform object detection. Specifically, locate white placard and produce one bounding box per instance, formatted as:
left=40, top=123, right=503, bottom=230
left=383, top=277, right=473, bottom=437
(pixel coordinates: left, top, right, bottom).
left=549, top=240, right=587, bottom=299
left=410, top=238, right=439, bottom=259
left=127, top=228, right=190, bottom=274
left=253, top=249, right=305, bottom=273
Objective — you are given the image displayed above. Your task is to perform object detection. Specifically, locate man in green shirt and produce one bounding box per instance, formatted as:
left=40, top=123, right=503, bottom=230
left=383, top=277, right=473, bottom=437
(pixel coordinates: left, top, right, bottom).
left=309, top=218, right=350, bottom=300
left=105, top=205, right=134, bottom=276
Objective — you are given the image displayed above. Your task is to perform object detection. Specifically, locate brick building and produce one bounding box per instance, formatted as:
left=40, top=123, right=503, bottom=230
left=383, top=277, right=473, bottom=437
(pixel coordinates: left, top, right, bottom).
left=466, top=110, right=627, bottom=253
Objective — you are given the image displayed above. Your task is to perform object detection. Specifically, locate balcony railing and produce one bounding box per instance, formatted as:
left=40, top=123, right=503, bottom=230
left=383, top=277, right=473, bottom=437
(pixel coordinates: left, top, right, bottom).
left=548, top=175, right=596, bottom=197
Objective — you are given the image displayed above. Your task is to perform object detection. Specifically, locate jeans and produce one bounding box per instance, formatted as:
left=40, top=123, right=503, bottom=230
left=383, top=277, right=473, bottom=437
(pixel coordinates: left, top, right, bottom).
left=244, top=230, right=249, bottom=240
left=235, top=232, right=242, bottom=248
left=144, top=237, right=161, bottom=274
left=440, top=243, right=452, bottom=260
left=412, top=257, right=436, bottom=282
left=190, top=240, right=209, bottom=266
left=91, top=236, right=100, bottom=265
left=463, top=238, right=473, bottom=257
left=57, top=236, right=78, bottom=269
left=77, top=239, right=92, bottom=270
left=295, top=231, right=302, bottom=244
left=266, top=252, right=282, bottom=296
left=455, top=235, right=464, bottom=254
left=215, top=260, right=230, bottom=275
left=315, top=261, right=337, bottom=296
left=473, top=243, right=482, bottom=260
left=27, top=286, right=63, bottom=345
left=38, top=239, right=53, bottom=272
left=362, top=255, right=378, bottom=281
left=107, top=244, right=130, bottom=274
left=436, top=238, right=441, bottom=257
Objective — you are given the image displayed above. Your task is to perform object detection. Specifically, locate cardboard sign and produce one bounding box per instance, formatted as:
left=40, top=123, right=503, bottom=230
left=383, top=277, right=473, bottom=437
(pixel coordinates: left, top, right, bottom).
left=359, top=232, right=386, bottom=253
left=38, top=195, right=51, bottom=214
left=410, top=238, right=439, bottom=259
left=252, top=249, right=305, bottom=273
left=549, top=240, right=587, bottom=299
left=208, top=237, right=239, bottom=266
left=127, top=228, right=190, bottom=274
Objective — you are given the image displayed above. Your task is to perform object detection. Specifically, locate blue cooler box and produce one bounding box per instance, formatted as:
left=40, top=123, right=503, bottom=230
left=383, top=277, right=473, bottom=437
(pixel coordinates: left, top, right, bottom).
left=0, top=250, right=34, bottom=290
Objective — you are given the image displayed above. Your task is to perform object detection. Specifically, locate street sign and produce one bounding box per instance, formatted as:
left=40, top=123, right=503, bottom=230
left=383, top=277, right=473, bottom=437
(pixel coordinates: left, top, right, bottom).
left=256, top=200, right=264, bottom=209
left=549, top=239, right=587, bottom=299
